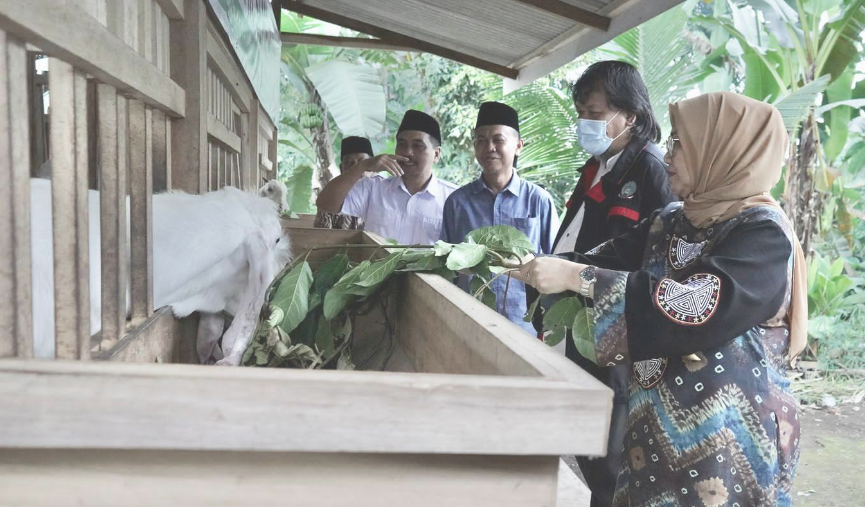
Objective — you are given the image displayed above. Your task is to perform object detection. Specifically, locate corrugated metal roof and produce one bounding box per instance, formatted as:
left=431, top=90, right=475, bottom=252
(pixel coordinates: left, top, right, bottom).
left=282, top=0, right=685, bottom=89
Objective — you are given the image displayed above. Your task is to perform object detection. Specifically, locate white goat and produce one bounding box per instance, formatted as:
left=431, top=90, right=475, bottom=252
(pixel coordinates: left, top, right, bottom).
left=30, top=178, right=291, bottom=365
left=258, top=179, right=289, bottom=213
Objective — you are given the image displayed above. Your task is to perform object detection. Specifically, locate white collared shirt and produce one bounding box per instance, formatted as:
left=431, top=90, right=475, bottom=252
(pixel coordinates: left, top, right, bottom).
left=554, top=151, right=623, bottom=255
left=341, top=174, right=458, bottom=245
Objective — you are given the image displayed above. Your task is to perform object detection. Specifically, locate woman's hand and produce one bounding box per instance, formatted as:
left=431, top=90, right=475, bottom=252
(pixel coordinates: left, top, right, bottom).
left=514, top=257, right=588, bottom=294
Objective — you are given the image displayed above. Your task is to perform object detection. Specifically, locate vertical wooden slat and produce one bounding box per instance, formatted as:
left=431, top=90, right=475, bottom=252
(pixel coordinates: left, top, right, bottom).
left=170, top=0, right=206, bottom=193
left=139, top=0, right=153, bottom=62
left=268, top=125, right=277, bottom=182
left=248, top=100, right=260, bottom=189
left=151, top=109, right=168, bottom=192
left=153, top=3, right=163, bottom=73
left=128, top=101, right=153, bottom=322
left=107, top=0, right=125, bottom=40
left=97, top=84, right=126, bottom=349
left=164, top=10, right=171, bottom=74
left=0, top=32, right=33, bottom=357
left=240, top=111, right=251, bottom=190
left=50, top=60, right=90, bottom=360
left=125, top=0, right=139, bottom=50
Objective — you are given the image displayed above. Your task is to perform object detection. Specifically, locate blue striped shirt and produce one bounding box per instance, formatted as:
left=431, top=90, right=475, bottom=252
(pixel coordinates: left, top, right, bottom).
left=441, top=172, right=559, bottom=334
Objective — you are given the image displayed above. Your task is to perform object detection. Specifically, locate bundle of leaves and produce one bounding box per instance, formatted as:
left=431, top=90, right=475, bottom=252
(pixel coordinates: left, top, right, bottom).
left=241, top=225, right=567, bottom=370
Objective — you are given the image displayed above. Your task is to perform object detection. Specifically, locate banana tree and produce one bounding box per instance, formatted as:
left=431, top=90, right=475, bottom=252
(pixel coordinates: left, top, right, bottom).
left=279, top=11, right=388, bottom=196
left=694, top=0, right=865, bottom=255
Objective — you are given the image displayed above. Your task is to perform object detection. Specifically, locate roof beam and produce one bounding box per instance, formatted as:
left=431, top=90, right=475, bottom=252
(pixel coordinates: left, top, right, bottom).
left=284, top=0, right=519, bottom=79
left=512, top=0, right=611, bottom=31
left=280, top=33, right=414, bottom=52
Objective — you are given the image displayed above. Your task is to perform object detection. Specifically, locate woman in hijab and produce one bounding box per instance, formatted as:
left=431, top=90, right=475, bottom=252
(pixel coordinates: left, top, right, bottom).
left=516, top=92, right=807, bottom=507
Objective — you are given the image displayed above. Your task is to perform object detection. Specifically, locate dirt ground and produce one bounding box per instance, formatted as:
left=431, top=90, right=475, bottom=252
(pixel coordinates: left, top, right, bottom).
left=793, top=402, right=865, bottom=507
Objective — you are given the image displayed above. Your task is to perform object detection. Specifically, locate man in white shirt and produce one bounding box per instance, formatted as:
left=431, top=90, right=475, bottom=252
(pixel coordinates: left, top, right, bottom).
left=316, top=110, right=457, bottom=244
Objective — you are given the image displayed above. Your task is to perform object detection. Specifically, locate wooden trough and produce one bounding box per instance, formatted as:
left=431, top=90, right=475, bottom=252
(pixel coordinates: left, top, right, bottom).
left=1, top=226, right=611, bottom=506
left=0, top=0, right=611, bottom=504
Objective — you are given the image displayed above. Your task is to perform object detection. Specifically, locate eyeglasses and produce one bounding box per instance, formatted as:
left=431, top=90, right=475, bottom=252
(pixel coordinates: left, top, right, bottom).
left=665, top=135, right=680, bottom=154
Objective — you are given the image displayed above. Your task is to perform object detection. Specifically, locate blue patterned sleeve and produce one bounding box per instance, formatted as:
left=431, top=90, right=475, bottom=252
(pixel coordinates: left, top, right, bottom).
left=590, top=268, right=632, bottom=366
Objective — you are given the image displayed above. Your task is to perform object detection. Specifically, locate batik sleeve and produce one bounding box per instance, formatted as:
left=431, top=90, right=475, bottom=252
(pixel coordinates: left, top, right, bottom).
left=591, top=217, right=792, bottom=365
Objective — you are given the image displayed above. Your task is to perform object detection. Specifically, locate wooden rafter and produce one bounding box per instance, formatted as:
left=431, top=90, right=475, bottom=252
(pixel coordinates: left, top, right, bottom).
left=283, top=0, right=519, bottom=79
left=280, top=33, right=414, bottom=52
left=513, top=0, right=611, bottom=30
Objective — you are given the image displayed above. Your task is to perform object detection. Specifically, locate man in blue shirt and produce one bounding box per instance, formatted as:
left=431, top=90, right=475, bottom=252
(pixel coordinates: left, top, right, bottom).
left=441, top=102, right=559, bottom=334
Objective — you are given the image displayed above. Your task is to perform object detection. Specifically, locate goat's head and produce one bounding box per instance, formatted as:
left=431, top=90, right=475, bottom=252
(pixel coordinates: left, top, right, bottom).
left=258, top=179, right=289, bottom=213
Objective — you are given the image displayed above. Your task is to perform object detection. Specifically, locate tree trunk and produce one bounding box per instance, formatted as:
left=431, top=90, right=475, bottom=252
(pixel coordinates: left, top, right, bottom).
left=309, top=89, right=335, bottom=192
left=783, top=112, right=823, bottom=257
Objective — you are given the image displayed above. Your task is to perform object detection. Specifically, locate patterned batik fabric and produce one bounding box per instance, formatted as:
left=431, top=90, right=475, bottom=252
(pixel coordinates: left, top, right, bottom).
left=589, top=204, right=800, bottom=507
left=314, top=211, right=364, bottom=230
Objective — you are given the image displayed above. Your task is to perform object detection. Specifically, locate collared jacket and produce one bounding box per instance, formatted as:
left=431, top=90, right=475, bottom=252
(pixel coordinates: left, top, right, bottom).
left=557, top=137, right=675, bottom=254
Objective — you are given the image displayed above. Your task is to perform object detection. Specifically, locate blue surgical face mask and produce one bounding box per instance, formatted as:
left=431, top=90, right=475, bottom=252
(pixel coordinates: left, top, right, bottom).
left=577, top=110, right=628, bottom=156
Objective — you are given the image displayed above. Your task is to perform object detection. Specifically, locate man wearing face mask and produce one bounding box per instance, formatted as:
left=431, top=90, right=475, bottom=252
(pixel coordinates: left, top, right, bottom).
left=314, top=136, right=377, bottom=229
left=536, top=61, right=675, bottom=507
left=316, top=110, right=458, bottom=244
left=441, top=102, right=558, bottom=334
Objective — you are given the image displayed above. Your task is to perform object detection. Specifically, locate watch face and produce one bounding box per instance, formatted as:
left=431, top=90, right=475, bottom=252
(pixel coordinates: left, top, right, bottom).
left=580, top=266, right=597, bottom=283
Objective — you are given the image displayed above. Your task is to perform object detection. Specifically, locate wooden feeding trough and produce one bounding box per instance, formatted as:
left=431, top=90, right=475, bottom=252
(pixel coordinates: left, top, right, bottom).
left=0, top=226, right=611, bottom=506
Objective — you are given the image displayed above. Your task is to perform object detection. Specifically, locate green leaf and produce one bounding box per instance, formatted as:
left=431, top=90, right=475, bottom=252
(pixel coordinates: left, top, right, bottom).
left=572, top=306, right=597, bottom=364
left=323, top=260, right=372, bottom=318
left=774, top=75, right=830, bottom=134
left=446, top=243, right=488, bottom=271
left=400, top=252, right=445, bottom=272
left=464, top=225, right=535, bottom=258
left=309, top=253, right=350, bottom=311
left=282, top=165, right=314, bottom=214
left=271, top=261, right=314, bottom=334
left=315, top=314, right=335, bottom=356
left=305, top=60, right=386, bottom=137
left=524, top=295, right=541, bottom=323
left=354, top=251, right=405, bottom=288
left=433, top=240, right=456, bottom=256
left=431, top=267, right=457, bottom=281
left=542, top=297, right=581, bottom=347
left=823, top=71, right=855, bottom=161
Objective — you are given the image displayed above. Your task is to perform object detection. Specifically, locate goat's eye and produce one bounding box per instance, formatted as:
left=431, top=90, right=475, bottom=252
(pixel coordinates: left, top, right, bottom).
left=275, top=238, right=280, bottom=244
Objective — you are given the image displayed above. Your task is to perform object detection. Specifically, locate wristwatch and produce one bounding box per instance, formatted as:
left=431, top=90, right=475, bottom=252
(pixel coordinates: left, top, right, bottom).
left=578, top=266, right=597, bottom=298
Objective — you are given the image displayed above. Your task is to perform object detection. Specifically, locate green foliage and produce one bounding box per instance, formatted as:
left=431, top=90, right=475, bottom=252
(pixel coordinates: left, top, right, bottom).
left=271, top=261, right=313, bottom=334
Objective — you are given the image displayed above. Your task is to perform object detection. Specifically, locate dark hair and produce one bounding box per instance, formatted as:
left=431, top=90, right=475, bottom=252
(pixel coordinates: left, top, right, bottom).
left=572, top=61, right=661, bottom=143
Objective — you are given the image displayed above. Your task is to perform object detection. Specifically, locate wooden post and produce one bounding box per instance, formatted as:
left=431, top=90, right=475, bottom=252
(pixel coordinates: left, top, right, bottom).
left=50, top=61, right=91, bottom=360
left=0, top=31, right=33, bottom=357
left=170, top=0, right=206, bottom=193
left=97, top=84, right=127, bottom=349
left=128, top=100, right=154, bottom=323
left=152, top=109, right=169, bottom=192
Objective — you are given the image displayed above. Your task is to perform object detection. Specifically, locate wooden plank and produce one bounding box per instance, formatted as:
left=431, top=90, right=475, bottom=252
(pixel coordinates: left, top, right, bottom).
left=94, top=307, right=194, bottom=363
left=206, top=24, right=253, bottom=111
left=0, top=32, right=33, bottom=357
left=0, top=359, right=610, bottom=456
left=280, top=32, right=415, bottom=52
left=124, top=0, right=139, bottom=50
left=248, top=99, right=261, bottom=187
left=154, top=0, right=184, bottom=20
left=162, top=11, right=170, bottom=73
left=207, top=113, right=241, bottom=152
left=284, top=1, right=519, bottom=79
left=97, top=84, right=126, bottom=350
left=239, top=112, right=251, bottom=190
left=49, top=61, right=90, bottom=361
left=151, top=109, right=169, bottom=192
left=512, top=0, right=611, bottom=30
left=138, top=0, right=153, bottom=62
left=169, top=0, right=206, bottom=193
left=153, top=1, right=163, bottom=72
left=0, top=0, right=184, bottom=116
left=0, top=450, right=558, bottom=507
left=128, top=100, right=154, bottom=323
